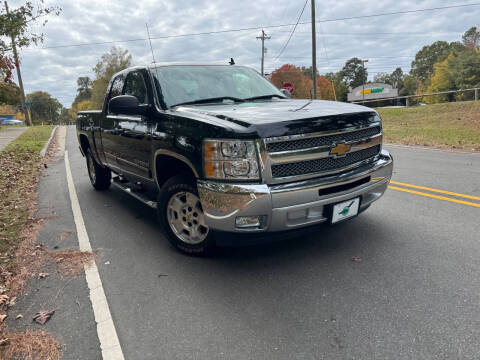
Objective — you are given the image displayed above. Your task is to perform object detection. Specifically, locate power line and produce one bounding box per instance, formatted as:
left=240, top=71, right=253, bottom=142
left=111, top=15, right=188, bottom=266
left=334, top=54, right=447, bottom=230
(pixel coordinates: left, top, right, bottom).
left=274, top=55, right=416, bottom=59
left=26, top=2, right=479, bottom=51
left=267, top=32, right=466, bottom=38
left=33, top=37, right=149, bottom=50
left=268, top=30, right=465, bottom=35
left=274, top=0, right=308, bottom=59
left=303, top=3, right=480, bottom=25
left=264, top=69, right=408, bottom=74
left=318, top=22, right=329, bottom=65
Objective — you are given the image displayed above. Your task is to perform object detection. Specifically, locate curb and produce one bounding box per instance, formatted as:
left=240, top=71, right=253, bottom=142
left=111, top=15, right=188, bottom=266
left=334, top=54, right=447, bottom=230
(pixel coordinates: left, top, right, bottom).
left=40, top=125, right=58, bottom=158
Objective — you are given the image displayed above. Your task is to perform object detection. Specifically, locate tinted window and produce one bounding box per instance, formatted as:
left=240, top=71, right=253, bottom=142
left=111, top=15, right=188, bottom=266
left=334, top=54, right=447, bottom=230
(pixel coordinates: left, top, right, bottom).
left=123, top=71, right=148, bottom=104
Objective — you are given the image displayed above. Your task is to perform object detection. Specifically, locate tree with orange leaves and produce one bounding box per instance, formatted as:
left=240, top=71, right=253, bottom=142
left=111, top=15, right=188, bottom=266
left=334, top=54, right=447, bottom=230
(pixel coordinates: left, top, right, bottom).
left=270, top=64, right=335, bottom=100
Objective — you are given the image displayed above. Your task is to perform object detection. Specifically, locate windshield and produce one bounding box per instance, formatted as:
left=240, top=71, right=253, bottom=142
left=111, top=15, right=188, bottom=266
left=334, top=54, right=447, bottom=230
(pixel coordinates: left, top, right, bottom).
left=150, top=65, right=284, bottom=107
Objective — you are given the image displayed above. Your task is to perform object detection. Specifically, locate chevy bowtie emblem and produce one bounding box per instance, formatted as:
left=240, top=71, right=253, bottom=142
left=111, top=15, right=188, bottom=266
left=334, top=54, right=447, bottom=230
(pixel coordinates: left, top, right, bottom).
left=330, top=142, right=351, bottom=157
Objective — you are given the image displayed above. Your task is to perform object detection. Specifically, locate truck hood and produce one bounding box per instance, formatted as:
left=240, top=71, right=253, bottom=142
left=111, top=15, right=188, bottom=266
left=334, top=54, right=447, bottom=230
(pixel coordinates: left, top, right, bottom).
left=173, top=99, right=379, bottom=138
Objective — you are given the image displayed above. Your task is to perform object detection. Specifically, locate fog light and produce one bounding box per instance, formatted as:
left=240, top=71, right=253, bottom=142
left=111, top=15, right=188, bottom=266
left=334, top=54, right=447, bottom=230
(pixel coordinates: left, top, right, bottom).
left=235, top=216, right=266, bottom=229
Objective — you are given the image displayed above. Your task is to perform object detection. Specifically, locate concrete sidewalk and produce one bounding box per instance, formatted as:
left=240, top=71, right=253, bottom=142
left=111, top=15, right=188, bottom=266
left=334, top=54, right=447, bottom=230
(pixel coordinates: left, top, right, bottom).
left=0, top=127, right=27, bottom=152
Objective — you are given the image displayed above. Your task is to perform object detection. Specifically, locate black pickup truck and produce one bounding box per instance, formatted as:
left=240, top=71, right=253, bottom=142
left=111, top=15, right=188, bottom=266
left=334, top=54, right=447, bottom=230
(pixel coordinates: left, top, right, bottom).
left=77, top=64, right=393, bottom=254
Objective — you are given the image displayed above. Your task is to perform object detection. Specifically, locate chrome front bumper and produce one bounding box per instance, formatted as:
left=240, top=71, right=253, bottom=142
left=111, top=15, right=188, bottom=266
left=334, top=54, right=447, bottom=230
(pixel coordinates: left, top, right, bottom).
left=197, top=150, right=393, bottom=233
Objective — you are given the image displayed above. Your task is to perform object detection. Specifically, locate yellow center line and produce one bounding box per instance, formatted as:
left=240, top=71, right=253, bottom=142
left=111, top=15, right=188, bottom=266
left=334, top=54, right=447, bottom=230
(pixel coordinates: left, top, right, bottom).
left=390, top=180, right=480, bottom=201
left=388, top=185, right=480, bottom=208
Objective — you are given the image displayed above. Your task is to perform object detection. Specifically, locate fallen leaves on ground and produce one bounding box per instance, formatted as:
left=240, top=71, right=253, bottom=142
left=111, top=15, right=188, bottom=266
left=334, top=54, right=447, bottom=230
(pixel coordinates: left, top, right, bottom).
left=15, top=314, right=22, bottom=320
left=38, top=272, right=49, bottom=279
left=0, top=128, right=62, bottom=360
left=1, top=217, right=50, bottom=297
left=0, top=330, right=61, bottom=359
left=351, top=256, right=363, bottom=263
left=0, top=295, right=8, bottom=305
left=59, top=231, right=73, bottom=241
left=49, top=250, right=96, bottom=278
left=33, top=310, right=55, bottom=325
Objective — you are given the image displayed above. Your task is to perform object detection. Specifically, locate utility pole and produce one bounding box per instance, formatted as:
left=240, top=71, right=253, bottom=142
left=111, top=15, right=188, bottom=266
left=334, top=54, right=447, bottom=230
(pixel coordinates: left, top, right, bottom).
left=361, top=59, right=368, bottom=104
left=311, top=0, right=317, bottom=99
left=256, top=29, right=270, bottom=76
left=4, top=1, right=32, bottom=126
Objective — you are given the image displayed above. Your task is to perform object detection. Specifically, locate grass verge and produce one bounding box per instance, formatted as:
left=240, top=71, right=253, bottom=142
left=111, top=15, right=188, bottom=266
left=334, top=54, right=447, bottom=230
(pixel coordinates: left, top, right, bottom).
left=0, top=126, right=54, bottom=258
left=378, top=101, right=480, bottom=150
left=0, top=126, right=63, bottom=359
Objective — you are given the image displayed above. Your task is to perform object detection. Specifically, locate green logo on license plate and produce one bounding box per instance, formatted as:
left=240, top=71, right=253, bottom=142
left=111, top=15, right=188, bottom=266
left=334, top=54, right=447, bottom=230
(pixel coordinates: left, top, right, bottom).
left=339, top=201, right=355, bottom=216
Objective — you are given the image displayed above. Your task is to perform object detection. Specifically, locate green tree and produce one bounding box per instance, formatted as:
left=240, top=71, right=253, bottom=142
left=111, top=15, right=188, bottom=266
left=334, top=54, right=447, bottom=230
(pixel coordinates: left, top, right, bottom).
left=325, top=72, right=348, bottom=102
left=58, top=107, right=74, bottom=125
left=450, top=49, right=480, bottom=99
left=389, top=68, right=404, bottom=88
left=300, top=65, right=318, bottom=81
left=462, top=27, right=480, bottom=49
left=410, top=41, right=463, bottom=82
left=90, top=47, right=132, bottom=106
left=399, top=75, right=419, bottom=96
left=373, top=72, right=390, bottom=84
left=73, top=76, right=92, bottom=104
left=426, top=49, right=480, bottom=103
left=1, top=1, right=60, bottom=124
left=373, top=67, right=405, bottom=92
left=0, top=1, right=60, bottom=55
left=26, top=91, right=63, bottom=124
left=340, top=57, right=367, bottom=89
left=0, top=81, right=21, bottom=105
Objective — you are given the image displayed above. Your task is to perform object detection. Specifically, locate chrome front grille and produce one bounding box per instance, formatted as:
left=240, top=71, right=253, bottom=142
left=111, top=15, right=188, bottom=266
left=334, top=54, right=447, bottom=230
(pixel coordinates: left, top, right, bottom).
left=271, top=145, right=380, bottom=178
left=260, top=123, right=383, bottom=184
left=266, top=126, right=381, bottom=153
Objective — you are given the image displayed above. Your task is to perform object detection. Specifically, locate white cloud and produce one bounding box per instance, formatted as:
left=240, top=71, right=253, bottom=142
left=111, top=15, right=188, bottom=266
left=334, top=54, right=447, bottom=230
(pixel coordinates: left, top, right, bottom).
left=8, top=0, right=480, bottom=106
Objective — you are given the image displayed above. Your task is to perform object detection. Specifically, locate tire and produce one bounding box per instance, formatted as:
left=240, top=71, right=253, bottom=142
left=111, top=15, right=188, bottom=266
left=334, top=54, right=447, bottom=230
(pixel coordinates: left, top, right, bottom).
left=86, top=148, right=111, bottom=191
left=157, top=175, right=215, bottom=255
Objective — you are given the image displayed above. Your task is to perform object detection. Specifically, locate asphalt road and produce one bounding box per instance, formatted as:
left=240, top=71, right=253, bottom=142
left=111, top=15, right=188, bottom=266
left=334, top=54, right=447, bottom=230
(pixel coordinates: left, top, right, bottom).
left=0, top=126, right=27, bottom=151
left=64, top=126, right=480, bottom=359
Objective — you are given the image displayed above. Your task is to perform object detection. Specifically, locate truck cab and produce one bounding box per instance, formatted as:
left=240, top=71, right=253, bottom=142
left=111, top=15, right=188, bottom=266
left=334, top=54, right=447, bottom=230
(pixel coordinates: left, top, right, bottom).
left=77, top=64, right=393, bottom=255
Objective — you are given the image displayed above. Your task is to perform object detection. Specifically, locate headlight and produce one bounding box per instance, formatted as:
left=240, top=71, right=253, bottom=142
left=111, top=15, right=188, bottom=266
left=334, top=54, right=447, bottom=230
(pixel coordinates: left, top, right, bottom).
left=204, top=140, right=260, bottom=180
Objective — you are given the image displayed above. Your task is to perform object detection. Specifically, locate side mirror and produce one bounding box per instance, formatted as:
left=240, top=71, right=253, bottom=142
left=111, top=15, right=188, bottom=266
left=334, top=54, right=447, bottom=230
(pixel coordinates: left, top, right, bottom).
left=280, top=89, right=292, bottom=98
left=109, top=95, right=148, bottom=116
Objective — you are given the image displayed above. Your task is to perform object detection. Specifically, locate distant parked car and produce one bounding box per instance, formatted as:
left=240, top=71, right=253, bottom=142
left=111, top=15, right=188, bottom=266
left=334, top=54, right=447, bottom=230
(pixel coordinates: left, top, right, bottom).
left=1, top=119, right=25, bottom=125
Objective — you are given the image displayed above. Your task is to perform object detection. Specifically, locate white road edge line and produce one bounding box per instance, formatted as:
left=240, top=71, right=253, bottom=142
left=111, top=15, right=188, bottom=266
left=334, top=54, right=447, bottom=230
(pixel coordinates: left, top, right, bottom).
left=65, top=150, right=125, bottom=360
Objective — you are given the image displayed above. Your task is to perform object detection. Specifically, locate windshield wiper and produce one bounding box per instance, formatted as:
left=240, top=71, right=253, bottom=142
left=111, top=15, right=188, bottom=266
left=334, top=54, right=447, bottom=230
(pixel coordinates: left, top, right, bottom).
left=171, top=96, right=245, bottom=107
left=243, top=94, right=286, bottom=101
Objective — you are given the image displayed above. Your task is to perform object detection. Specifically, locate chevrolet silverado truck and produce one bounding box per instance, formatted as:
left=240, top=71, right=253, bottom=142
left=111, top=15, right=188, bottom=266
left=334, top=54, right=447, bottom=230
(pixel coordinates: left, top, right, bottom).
left=77, top=64, right=393, bottom=254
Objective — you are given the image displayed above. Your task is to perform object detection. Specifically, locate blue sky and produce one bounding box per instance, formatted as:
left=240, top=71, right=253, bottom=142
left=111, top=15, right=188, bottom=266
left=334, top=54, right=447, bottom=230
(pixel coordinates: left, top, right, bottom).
left=8, top=0, right=480, bottom=106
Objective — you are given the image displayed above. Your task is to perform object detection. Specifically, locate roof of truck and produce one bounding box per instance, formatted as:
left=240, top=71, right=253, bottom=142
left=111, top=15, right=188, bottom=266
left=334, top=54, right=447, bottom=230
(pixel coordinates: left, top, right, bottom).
left=112, top=63, right=251, bottom=78
left=149, top=62, right=246, bottom=68
left=116, top=63, right=248, bottom=71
